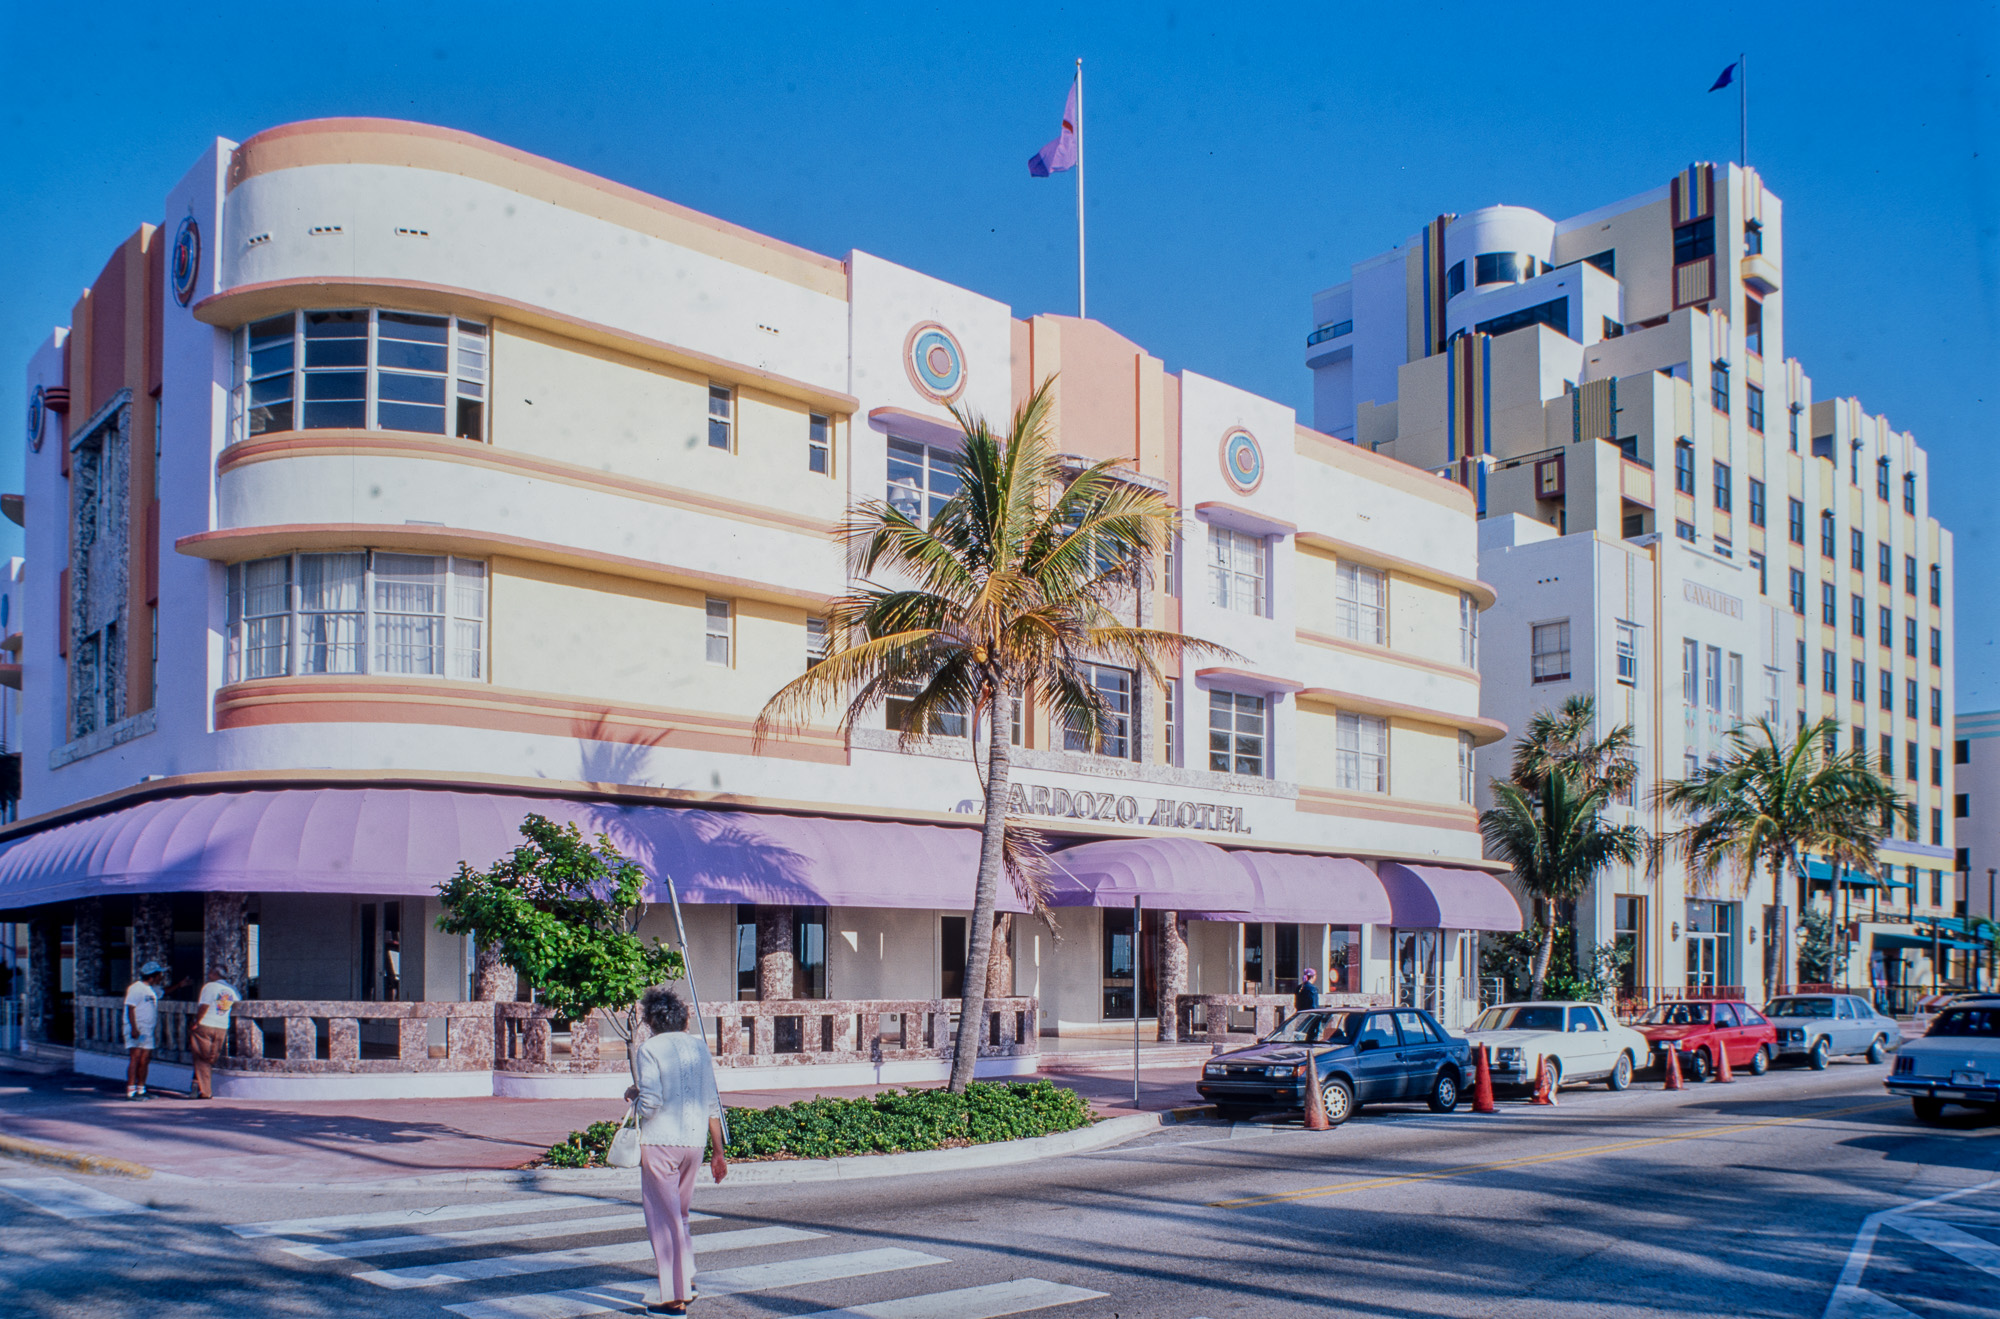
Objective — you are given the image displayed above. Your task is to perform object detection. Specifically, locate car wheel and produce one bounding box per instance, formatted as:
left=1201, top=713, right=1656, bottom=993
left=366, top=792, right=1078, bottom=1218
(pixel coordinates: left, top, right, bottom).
left=1320, top=1077, right=1354, bottom=1127
left=1687, top=1048, right=1713, bottom=1083
left=1867, top=1036, right=1888, bottom=1065
left=1606, top=1053, right=1633, bottom=1091
left=1912, top=1097, right=1946, bottom=1124
left=1748, top=1045, right=1769, bottom=1076
left=1809, top=1038, right=1831, bottom=1071
left=1428, top=1070, right=1461, bottom=1113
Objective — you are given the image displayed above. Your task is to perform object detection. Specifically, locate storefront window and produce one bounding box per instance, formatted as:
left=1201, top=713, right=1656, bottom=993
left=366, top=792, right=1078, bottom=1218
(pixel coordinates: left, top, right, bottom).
left=1393, top=929, right=1443, bottom=1015
left=1685, top=900, right=1737, bottom=991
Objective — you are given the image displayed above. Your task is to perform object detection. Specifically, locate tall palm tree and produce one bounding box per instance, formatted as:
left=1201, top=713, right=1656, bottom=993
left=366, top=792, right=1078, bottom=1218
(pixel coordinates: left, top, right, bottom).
left=757, top=378, right=1226, bottom=1091
left=1512, top=693, right=1641, bottom=800
left=1481, top=772, right=1648, bottom=998
left=1655, top=717, right=1911, bottom=991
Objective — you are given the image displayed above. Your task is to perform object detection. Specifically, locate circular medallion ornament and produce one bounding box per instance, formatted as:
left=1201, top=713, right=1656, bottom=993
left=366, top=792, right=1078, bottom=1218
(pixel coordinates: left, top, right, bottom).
left=1221, top=427, right=1264, bottom=494
left=904, top=322, right=966, bottom=404
left=170, top=215, right=201, bottom=307
left=26, top=385, right=43, bottom=453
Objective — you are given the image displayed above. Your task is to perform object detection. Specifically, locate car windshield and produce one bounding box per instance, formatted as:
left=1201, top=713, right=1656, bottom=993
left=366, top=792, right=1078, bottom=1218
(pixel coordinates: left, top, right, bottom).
left=1637, top=1003, right=1713, bottom=1025
left=1472, top=1005, right=1567, bottom=1032
left=1926, top=1008, right=2000, bottom=1039
left=1765, top=998, right=1835, bottom=1019
left=1265, top=1011, right=1360, bottom=1044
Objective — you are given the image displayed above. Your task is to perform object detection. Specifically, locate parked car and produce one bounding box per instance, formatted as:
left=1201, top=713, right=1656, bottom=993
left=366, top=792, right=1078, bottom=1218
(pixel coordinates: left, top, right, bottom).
left=1465, top=1001, right=1651, bottom=1091
left=1196, top=1006, right=1471, bottom=1125
left=1886, top=1002, right=2000, bottom=1121
left=1632, top=999, right=1778, bottom=1081
left=1762, top=993, right=1898, bottom=1069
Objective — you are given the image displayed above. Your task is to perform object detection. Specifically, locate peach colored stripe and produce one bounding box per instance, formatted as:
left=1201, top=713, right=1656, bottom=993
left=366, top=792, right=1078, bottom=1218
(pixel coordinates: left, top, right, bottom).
left=1295, top=629, right=1480, bottom=682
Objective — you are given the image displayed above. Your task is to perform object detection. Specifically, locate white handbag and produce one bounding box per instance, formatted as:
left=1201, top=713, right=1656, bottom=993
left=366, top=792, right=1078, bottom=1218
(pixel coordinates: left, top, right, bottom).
left=607, top=1105, right=641, bottom=1168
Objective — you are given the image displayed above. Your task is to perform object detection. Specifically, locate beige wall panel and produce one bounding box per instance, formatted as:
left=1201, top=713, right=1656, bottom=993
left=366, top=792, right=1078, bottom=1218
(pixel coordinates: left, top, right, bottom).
left=827, top=907, right=940, bottom=1000
left=259, top=894, right=361, bottom=1000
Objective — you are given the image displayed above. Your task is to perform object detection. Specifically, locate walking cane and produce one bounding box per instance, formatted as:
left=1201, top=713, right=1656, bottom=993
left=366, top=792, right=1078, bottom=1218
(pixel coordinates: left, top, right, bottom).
left=660, top=869, right=729, bottom=1147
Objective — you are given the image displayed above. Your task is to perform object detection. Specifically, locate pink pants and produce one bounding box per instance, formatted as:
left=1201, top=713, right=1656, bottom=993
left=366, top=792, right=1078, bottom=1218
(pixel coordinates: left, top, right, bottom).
left=639, top=1145, right=701, bottom=1302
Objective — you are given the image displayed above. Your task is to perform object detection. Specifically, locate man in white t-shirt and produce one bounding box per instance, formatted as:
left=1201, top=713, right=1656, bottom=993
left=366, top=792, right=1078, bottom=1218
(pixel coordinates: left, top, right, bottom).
left=124, top=962, right=166, bottom=1101
left=190, top=965, right=240, bottom=1100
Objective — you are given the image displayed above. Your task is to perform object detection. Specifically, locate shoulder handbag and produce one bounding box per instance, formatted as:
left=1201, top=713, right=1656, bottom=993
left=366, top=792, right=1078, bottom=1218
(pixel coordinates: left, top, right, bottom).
left=607, top=1104, right=642, bottom=1168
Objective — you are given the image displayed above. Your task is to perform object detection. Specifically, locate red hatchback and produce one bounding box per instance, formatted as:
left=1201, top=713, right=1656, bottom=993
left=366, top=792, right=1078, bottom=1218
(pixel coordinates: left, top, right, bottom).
left=1634, top=1000, right=1778, bottom=1081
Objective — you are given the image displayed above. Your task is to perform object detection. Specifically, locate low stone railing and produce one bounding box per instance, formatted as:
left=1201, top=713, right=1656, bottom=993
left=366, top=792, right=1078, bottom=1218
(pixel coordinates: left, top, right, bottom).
left=74, top=996, right=494, bottom=1074
left=1176, top=992, right=1388, bottom=1047
left=698, top=996, right=1039, bottom=1070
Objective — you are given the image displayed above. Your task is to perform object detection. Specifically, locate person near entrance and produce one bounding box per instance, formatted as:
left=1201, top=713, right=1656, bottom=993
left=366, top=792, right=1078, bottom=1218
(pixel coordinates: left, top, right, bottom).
left=1294, top=967, right=1321, bottom=1011
left=190, top=964, right=240, bottom=1100
left=625, top=986, right=727, bottom=1315
left=123, top=962, right=167, bottom=1101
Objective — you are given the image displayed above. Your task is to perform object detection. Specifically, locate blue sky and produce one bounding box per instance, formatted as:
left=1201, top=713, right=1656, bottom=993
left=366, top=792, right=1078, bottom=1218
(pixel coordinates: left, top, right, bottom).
left=3, top=2, right=1995, bottom=703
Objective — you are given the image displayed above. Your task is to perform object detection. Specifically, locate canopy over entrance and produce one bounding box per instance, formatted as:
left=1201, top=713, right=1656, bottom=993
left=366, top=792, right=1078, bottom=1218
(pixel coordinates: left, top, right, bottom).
left=1378, top=862, right=1523, bottom=931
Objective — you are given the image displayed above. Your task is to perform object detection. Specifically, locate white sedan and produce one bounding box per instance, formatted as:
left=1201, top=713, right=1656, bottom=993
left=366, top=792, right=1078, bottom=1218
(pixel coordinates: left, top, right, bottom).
left=1466, top=1001, right=1651, bottom=1091
left=1887, top=998, right=2000, bottom=1122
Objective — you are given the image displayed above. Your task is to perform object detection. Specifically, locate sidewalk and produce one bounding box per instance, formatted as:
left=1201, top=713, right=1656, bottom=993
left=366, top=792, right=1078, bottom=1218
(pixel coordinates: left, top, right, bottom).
left=0, top=1053, right=1204, bottom=1186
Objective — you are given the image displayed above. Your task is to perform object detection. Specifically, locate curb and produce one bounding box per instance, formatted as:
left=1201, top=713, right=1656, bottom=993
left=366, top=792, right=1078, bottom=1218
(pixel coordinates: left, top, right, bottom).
left=0, top=1134, right=154, bottom=1181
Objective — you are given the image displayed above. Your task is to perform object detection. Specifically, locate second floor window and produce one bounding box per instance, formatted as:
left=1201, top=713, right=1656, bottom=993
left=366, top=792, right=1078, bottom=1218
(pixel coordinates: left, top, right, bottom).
left=707, top=385, right=734, bottom=449
left=1460, top=592, right=1479, bottom=668
left=1531, top=620, right=1571, bottom=684
left=1459, top=732, right=1476, bottom=804
left=234, top=310, right=488, bottom=441
left=1063, top=662, right=1134, bottom=760
left=1336, top=711, right=1389, bottom=794
left=226, top=551, right=486, bottom=683
left=887, top=437, right=961, bottom=527
left=805, top=617, right=828, bottom=672
left=1209, top=527, right=1267, bottom=616
left=1335, top=562, right=1387, bottom=643
left=1209, top=691, right=1266, bottom=777
left=704, top=598, right=732, bottom=665
left=808, top=413, right=830, bottom=473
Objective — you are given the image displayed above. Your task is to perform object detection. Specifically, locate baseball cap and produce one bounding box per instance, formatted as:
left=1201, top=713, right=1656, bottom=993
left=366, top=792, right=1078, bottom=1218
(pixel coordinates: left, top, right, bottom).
left=139, top=961, right=166, bottom=976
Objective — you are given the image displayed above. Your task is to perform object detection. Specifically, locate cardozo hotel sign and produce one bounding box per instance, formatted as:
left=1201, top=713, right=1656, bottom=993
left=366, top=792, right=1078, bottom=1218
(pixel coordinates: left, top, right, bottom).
left=954, top=781, right=1254, bottom=835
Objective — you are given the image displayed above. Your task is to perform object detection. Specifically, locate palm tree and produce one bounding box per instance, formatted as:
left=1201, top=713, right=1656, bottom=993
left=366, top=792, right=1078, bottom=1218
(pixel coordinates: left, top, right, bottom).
left=1512, top=693, right=1640, bottom=800
left=1481, top=772, right=1649, bottom=998
left=1655, top=718, right=1911, bottom=992
left=757, top=378, right=1226, bottom=1091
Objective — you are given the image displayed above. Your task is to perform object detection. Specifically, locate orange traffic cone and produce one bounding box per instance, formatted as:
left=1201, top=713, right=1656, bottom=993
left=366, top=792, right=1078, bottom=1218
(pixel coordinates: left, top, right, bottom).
left=1472, top=1043, right=1496, bottom=1114
left=1302, top=1048, right=1329, bottom=1130
left=1663, top=1045, right=1685, bottom=1090
left=1531, top=1054, right=1558, bottom=1106
left=1712, top=1042, right=1733, bottom=1084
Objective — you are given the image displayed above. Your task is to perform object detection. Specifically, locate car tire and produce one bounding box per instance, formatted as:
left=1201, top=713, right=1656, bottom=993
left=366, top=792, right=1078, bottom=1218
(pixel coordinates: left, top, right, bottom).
left=1809, top=1039, right=1831, bottom=1071
left=1748, top=1045, right=1769, bottom=1076
left=1320, top=1077, right=1354, bottom=1127
left=1867, top=1036, right=1888, bottom=1065
left=1688, top=1048, right=1713, bottom=1083
left=1427, top=1070, right=1461, bottom=1113
left=1606, top=1053, right=1633, bottom=1091
left=1912, top=1097, right=1946, bottom=1124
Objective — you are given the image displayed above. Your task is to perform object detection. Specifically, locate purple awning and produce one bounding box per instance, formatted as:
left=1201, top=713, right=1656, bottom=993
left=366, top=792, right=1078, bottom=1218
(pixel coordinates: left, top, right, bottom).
left=0, top=788, right=1024, bottom=913
left=1046, top=837, right=1252, bottom=914
left=1378, top=862, right=1522, bottom=932
left=1222, top=851, right=1392, bottom=924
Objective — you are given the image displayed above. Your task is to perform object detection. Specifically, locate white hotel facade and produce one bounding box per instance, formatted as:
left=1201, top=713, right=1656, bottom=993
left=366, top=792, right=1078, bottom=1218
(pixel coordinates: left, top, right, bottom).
left=2, top=119, right=1516, bottom=1092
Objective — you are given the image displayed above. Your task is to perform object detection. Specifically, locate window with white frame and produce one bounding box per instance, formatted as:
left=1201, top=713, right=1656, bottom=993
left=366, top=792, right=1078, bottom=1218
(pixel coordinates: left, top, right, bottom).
left=1764, top=668, right=1783, bottom=723
left=1704, top=645, right=1722, bottom=711
left=1208, top=690, right=1266, bottom=777
left=232, top=310, right=488, bottom=441
left=1460, top=592, right=1479, bottom=667
left=1682, top=638, right=1700, bottom=705
left=1458, top=731, right=1476, bottom=804
left=1163, top=677, right=1179, bottom=765
left=225, top=552, right=485, bottom=683
left=1530, top=620, right=1571, bottom=683
left=885, top=682, right=966, bottom=737
left=886, top=437, right=962, bottom=526
left=1616, top=622, right=1638, bottom=685
left=1335, top=561, right=1387, bottom=643
left=808, top=413, right=830, bottom=473
left=1726, top=652, right=1743, bottom=719
left=1208, top=526, right=1267, bottom=616
left=804, top=617, right=828, bottom=672
left=707, top=385, right=734, bottom=450
left=1063, top=662, right=1135, bottom=759
left=1335, top=711, right=1388, bottom=794
left=704, top=599, right=733, bottom=665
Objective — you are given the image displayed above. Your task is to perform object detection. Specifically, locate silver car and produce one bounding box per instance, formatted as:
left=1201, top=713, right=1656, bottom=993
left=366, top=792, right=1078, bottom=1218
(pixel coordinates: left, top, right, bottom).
left=1763, top=993, right=1898, bottom=1068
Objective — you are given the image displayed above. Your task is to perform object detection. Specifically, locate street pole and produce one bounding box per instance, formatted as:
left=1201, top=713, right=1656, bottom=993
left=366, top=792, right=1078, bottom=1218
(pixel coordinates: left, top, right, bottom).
left=1132, top=893, right=1141, bottom=1107
left=662, top=869, right=728, bottom=1146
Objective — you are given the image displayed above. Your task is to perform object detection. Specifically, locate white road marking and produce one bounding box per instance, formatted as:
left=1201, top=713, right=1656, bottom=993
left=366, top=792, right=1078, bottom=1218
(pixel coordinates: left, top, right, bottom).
left=443, top=1247, right=949, bottom=1319
left=228, top=1193, right=628, bottom=1238
left=1886, top=1213, right=2000, bottom=1279
left=356, top=1225, right=821, bottom=1289
left=788, top=1277, right=1108, bottom=1318
left=280, top=1210, right=652, bottom=1261
left=1822, top=1174, right=2000, bottom=1319
left=0, top=1176, right=149, bottom=1219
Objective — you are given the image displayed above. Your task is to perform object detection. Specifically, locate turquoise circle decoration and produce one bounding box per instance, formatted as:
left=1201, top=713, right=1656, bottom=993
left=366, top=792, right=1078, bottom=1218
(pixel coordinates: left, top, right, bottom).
left=905, top=322, right=966, bottom=404
left=27, top=385, right=43, bottom=452
left=170, top=215, right=201, bottom=307
left=1221, top=428, right=1264, bottom=494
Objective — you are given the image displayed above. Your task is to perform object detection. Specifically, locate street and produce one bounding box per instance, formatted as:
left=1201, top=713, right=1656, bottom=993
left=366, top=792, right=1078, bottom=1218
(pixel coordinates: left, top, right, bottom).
left=4, top=1063, right=1996, bottom=1318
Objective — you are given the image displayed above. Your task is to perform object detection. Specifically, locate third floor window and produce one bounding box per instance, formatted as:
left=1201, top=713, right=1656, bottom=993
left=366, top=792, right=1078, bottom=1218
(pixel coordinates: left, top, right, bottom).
left=234, top=309, right=488, bottom=442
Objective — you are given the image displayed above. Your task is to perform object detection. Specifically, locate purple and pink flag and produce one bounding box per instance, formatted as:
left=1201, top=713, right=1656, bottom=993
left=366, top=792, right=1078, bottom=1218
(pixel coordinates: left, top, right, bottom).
left=1028, top=76, right=1079, bottom=177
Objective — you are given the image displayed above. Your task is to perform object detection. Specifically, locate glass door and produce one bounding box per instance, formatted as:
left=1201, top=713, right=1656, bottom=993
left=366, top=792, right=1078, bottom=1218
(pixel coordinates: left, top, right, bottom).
left=1102, top=908, right=1159, bottom=1019
left=1393, top=929, right=1443, bottom=1015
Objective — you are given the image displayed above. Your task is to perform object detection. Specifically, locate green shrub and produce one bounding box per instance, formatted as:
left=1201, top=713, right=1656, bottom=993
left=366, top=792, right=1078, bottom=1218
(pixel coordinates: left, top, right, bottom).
left=536, top=1081, right=1095, bottom=1168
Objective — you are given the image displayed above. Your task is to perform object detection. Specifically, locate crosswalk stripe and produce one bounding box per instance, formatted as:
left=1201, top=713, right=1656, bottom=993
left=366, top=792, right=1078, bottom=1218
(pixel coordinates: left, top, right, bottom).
left=356, top=1225, right=823, bottom=1290
left=442, top=1247, right=950, bottom=1319
left=0, top=1176, right=149, bottom=1219
left=789, top=1277, right=1109, bottom=1318
left=280, top=1210, right=651, bottom=1262
left=228, top=1194, right=629, bottom=1238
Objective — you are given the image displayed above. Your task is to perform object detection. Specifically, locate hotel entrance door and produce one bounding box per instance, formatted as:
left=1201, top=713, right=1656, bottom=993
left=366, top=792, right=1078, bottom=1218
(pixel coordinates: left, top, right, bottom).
left=1102, top=907, right=1159, bottom=1019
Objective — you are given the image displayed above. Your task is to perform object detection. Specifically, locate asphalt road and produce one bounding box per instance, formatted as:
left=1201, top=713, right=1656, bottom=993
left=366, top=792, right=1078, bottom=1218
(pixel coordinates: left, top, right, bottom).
left=3, top=1062, right=1997, bottom=1318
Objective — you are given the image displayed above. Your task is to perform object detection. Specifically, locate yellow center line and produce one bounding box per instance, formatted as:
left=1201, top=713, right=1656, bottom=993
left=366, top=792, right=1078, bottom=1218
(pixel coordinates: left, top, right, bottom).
left=1209, top=1099, right=1902, bottom=1209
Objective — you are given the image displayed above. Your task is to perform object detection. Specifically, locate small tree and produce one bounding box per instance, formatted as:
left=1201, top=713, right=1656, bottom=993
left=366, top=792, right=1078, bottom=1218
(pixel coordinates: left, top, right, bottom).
left=1798, top=907, right=1838, bottom=984
left=437, top=815, right=684, bottom=1066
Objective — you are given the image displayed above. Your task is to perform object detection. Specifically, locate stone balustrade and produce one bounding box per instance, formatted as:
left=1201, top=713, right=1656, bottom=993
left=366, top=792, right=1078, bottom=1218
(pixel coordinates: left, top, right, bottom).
left=1176, top=991, right=1389, bottom=1047
left=698, top=996, right=1039, bottom=1070
left=74, top=996, right=494, bottom=1074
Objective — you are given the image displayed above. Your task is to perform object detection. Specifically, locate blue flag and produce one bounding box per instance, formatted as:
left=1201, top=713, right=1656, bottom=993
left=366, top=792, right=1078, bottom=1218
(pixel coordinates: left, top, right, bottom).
left=1709, top=62, right=1737, bottom=92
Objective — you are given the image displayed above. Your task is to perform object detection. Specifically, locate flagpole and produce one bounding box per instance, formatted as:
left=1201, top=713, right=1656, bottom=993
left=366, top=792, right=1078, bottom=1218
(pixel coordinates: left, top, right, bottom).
left=1739, top=51, right=1748, bottom=169
left=1075, top=57, right=1086, bottom=321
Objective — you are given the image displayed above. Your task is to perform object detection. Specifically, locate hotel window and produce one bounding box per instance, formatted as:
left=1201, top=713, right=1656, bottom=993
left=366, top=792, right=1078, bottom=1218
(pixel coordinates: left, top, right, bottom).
left=886, top=682, right=966, bottom=738
left=704, top=598, right=732, bottom=665
left=1474, top=252, right=1536, bottom=286
left=1675, top=217, right=1716, bottom=263
left=1788, top=569, right=1805, bottom=614
left=233, top=310, right=488, bottom=441
left=1712, top=462, right=1732, bottom=511
left=886, top=437, right=962, bottom=526
left=1788, top=498, right=1805, bottom=545
left=1675, top=520, right=1697, bottom=544
left=1727, top=652, right=1743, bottom=719
left=1335, top=712, right=1389, bottom=794
left=1850, top=529, right=1864, bottom=571
left=1959, top=739, right=1972, bottom=764
left=1335, top=561, right=1387, bottom=643
left=1821, top=582, right=1835, bottom=626
left=1748, top=478, right=1766, bottom=527
left=1934, top=746, right=1945, bottom=785
left=1531, top=620, right=1571, bottom=684
left=1009, top=695, right=1023, bottom=746
left=1616, top=622, right=1638, bottom=685
left=807, top=413, right=830, bottom=474
left=1765, top=668, right=1783, bottom=723
left=1850, top=595, right=1865, bottom=639
left=1795, top=640, right=1805, bottom=685
left=1879, top=669, right=1893, bottom=713
left=1682, top=639, right=1700, bottom=705
left=1209, top=527, right=1267, bottom=616
left=1931, top=627, right=1943, bottom=666
left=1821, top=651, right=1836, bottom=694
left=1789, top=403, right=1801, bottom=452
left=1929, top=563, right=1941, bottom=605
left=1932, top=813, right=1945, bottom=849
left=1743, top=296, right=1763, bottom=355
left=1931, top=687, right=1943, bottom=727
left=1710, top=362, right=1729, bottom=414
left=1163, top=678, right=1178, bottom=765
left=1459, top=732, right=1476, bottom=804
left=1446, top=260, right=1466, bottom=298
left=1820, top=511, right=1836, bottom=558
left=1906, top=617, right=1919, bottom=658
left=1704, top=645, right=1722, bottom=711
left=1906, top=679, right=1918, bottom=718
left=1876, top=459, right=1890, bottom=501
left=1881, top=733, right=1896, bottom=773
left=1907, top=741, right=1919, bottom=781
left=1674, top=441, right=1695, bottom=494
left=1904, top=472, right=1917, bottom=514
left=1745, top=384, right=1764, bottom=432
left=1063, top=662, right=1134, bottom=760
left=804, top=617, right=828, bottom=672
left=1208, top=691, right=1266, bottom=777
left=1878, top=607, right=1891, bottom=648
left=1853, top=724, right=1867, bottom=757
left=226, top=552, right=485, bottom=683
left=1460, top=592, right=1479, bottom=667
left=1750, top=551, right=1767, bottom=596
left=1851, top=659, right=1866, bottom=703
left=1905, top=555, right=1918, bottom=595
left=707, top=385, right=734, bottom=450
left=1878, top=543, right=1891, bottom=585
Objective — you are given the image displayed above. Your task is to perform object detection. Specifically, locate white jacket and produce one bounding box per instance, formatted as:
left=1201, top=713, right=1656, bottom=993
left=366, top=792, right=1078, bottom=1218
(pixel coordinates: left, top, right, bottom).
left=633, top=1030, right=723, bottom=1148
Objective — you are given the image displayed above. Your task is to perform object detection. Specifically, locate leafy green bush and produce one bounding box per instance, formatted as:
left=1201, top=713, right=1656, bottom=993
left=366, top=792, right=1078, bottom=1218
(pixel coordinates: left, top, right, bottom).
left=536, top=1081, right=1095, bottom=1168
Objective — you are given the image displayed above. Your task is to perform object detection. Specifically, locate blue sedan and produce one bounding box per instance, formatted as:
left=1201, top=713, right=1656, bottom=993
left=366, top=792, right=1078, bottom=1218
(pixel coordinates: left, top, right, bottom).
left=1195, top=1006, right=1472, bottom=1125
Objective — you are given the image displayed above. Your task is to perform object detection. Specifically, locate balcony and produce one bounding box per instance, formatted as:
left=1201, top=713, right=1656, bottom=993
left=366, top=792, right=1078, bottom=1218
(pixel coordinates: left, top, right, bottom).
left=1741, top=253, right=1780, bottom=296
